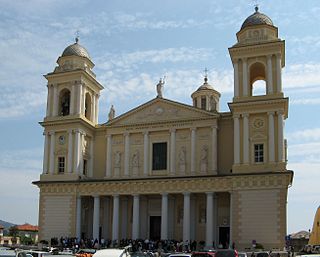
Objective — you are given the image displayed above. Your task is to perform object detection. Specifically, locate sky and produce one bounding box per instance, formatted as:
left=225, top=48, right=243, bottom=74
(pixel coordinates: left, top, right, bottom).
left=0, top=0, right=319, bottom=235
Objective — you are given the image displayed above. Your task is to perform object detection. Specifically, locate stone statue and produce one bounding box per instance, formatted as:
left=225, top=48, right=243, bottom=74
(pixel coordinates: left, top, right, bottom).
left=132, top=150, right=139, bottom=167
left=108, top=105, right=115, bottom=120
left=114, top=151, right=121, bottom=168
left=156, top=78, right=165, bottom=98
left=179, top=146, right=186, bottom=174
left=200, top=145, right=208, bottom=173
left=210, top=97, right=216, bottom=111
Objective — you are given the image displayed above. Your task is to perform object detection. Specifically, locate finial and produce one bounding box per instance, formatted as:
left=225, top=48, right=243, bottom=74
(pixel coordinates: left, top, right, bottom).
left=75, top=30, right=80, bottom=43
left=204, top=68, right=209, bottom=83
left=254, top=4, right=259, bottom=13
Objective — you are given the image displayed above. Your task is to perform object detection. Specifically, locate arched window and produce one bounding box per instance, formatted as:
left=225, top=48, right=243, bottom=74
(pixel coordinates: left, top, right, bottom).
left=249, top=62, right=267, bottom=96
left=85, top=93, right=92, bottom=120
left=59, top=89, right=70, bottom=116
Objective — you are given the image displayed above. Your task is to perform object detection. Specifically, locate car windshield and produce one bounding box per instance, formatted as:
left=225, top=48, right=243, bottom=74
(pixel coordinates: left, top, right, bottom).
left=215, top=251, right=236, bottom=257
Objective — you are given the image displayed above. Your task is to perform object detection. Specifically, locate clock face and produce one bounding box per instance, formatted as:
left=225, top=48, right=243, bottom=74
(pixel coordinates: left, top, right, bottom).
left=59, top=135, right=65, bottom=145
left=253, top=118, right=264, bottom=129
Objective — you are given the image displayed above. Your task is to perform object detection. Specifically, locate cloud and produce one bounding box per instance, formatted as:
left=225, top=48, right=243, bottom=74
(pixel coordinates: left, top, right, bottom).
left=287, top=128, right=320, bottom=142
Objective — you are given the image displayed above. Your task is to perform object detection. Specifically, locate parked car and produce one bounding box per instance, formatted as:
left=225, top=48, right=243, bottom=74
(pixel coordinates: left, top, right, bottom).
left=215, top=249, right=238, bottom=257
left=238, top=252, right=247, bottom=257
left=168, top=253, right=192, bottom=257
left=93, top=249, right=131, bottom=257
left=192, top=251, right=216, bottom=257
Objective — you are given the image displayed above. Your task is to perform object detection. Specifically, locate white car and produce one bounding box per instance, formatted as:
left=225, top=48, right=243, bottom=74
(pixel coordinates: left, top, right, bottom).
left=93, top=249, right=132, bottom=257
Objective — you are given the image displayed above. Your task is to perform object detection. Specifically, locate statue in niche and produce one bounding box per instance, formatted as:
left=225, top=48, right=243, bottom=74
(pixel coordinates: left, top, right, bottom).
left=60, top=93, right=70, bottom=116
left=210, top=96, right=216, bottom=111
left=114, top=151, right=121, bottom=168
left=108, top=105, right=115, bottom=120
left=179, top=146, right=186, bottom=174
left=200, top=145, right=208, bottom=173
left=131, top=150, right=140, bottom=176
left=156, top=77, right=165, bottom=98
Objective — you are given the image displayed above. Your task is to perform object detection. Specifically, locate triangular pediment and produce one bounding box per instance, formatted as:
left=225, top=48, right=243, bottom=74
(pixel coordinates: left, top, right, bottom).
left=106, top=97, right=217, bottom=126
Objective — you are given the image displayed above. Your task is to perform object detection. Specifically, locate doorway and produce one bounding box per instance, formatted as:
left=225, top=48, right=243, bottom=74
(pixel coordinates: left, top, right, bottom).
left=150, top=216, right=161, bottom=240
left=219, top=227, right=230, bottom=248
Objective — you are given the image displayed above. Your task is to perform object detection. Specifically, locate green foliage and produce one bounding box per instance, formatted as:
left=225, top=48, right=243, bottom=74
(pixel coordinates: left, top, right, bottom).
left=8, top=226, right=18, bottom=238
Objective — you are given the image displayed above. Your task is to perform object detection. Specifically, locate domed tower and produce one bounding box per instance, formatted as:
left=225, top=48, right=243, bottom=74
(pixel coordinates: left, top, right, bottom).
left=191, top=74, right=221, bottom=112
left=41, top=38, right=103, bottom=180
left=228, top=6, right=288, bottom=174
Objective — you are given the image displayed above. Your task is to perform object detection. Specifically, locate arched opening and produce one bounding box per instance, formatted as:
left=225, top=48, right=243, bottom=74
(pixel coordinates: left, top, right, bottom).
left=59, top=89, right=70, bottom=116
left=250, top=62, right=267, bottom=96
left=85, top=93, right=92, bottom=120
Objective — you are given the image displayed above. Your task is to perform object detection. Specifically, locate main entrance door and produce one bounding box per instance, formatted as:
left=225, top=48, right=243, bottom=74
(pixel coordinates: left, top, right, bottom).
left=219, top=227, right=230, bottom=248
left=150, top=216, right=161, bottom=240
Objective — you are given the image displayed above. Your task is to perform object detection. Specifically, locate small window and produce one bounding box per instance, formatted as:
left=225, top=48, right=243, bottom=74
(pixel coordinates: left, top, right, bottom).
left=58, top=157, right=65, bottom=173
left=201, top=96, right=206, bottom=110
left=83, top=160, right=87, bottom=175
left=254, top=144, right=264, bottom=163
left=152, top=142, right=167, bottom=170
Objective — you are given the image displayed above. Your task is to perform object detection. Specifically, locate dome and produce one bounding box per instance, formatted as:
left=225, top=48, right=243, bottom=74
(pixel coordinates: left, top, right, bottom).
left=61, top=39, right=91, bottom=59
left=196, top=77, right=214, bottom=91
left=241, top=6, right=273, bottom=30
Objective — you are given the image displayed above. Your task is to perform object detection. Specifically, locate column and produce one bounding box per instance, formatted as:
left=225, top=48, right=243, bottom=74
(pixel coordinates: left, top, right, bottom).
left=278, top=111, right=285, bottom=162
left=105, top=135, right=112, bottom=177
left=242, top=58, right=248, bottom=96
left=89, top=138, right=94, bottom=177
left=79, top=133, right=85, bottom=175
left=276, top=53, right=282, bottom=93
left=211, top=126, right=218, bottom=174
left=92, top=93, right=96, bottom=123
left=52, top=85, right=58, bottom=116
left=74, top=130, right=81, bottom=174
left=233, top=115, right=240, bottom=165
left=93, top=195, right=100, bottom=241
left=112, top=195, right=120, bottom=242
left=206, top=192, right=213, bottom=247
left=76, top=196, right=82, bottom=239
left=267, top=55, right=273, bottom=94
left=77, top=83, right=82, bottom=115
left=70, top=84, right=75, bottom=115
left=213, top=193, right=218, bottom=247
left=191, top=128, right=196, bottom=174
left=243, top=114, right=249, bottom=164
left=103, top=197, right=110, bottom=240
left=95, top=94, right=99, bottom=124
left=229, top=192, right=233, bottom=248
left=43, top=132, right=49, bottom=174
left=233, top=59, right=239, bottom=97
left=81, top=87, right=86, bottom=116
left=67, top=129, right=73, bottom=173
left=132, top=194, right=140, bottom=240
left=143, top=131, right=149, bottom=176
left=268, top=112, right=275, bottom=163
left=49, top=131, right=55, bottom=174
left=46, top=85, right=51, bottom=117
left=183, top=192, right=191, bottom=243
left=124, top=132, right=130, bottom=176
left=161, top=193, right=168, bottom=240
left=170, top=128, right=176, bottom=175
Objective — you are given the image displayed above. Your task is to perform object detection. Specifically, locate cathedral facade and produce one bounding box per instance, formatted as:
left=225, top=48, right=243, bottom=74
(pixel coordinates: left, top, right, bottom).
left=34, top=8, right=293, bottom=250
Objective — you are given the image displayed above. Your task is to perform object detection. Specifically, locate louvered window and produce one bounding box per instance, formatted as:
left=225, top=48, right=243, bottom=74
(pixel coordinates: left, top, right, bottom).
left=152, top=142, right=167, bottom=170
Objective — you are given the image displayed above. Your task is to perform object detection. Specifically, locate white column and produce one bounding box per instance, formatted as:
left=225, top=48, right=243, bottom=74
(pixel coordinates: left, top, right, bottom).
left=77, top=83, right=82, bottom=115
left=103, top=197, right=110, bottom=240
left=268, top=112, right=275, bottom=163
left=211, top=126, right=218, bottom=174
left=276, top=53, right=282, bottom=93
left=74, top=130, right=81, bottom=174
left=67, top=129, right=73, bottom=173
left=92, top=94, right=96, bottom=123
left=52, top=85, right=58, bottom=116
left=43, top=132, right=49, bottom=174
left=106, top=135, right=112, bottom=177
left=233, top=60, right=239, bottom=97
left=191, top=128, right=196, bottom=174
left=278, top=111, right=285, bottom=162
left=79, top=133, right=85, bottom=175
left=229, top=192, right=233, bottom=248
left=243, top=114, right=249, bottom=164
left=183, top=192, right=191, bottom=243
left=206, top=192, right=214, bottom=247
left=70, top=84, right=75, bottom=115
left=170, top=128, right=176, bottom=175
left=81, top=87, right=86, bottom=116
left=76, top=196, right=82, bottom=239
left=93, top=195, right=100, bottom=241
left=112, top=195, right=120, bottom=242
left=234, top=115, right=240, bottom=165
left=124, top=132, right=130, bottom=176
left=49, top=131, right=55, bottom=174
left=242, top=58, right=248, bottom=96
left=46, top=85, right=51, bottom=117
left=267, top=55, right=273, bottom=94
left=143, top=131, right=149, bottom=176
left=89, top=138, right=94, bottom=177
left=132, top=194, right=140, bottom=240
left=95, top=94, right=99, bottom=124
left=161, top=193, right=168, bottom=240
left=213, top=193, right=218, bottom=247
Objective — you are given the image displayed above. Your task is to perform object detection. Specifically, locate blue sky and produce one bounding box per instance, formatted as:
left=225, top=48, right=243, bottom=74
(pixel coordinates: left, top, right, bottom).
left=0, top=0, right=319, bottom=234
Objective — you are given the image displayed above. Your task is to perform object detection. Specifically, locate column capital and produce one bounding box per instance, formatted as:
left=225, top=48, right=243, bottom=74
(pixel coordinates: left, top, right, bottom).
left=43, top=131, right=49, bottom=136
left=232, top=58, right=239, bottom=65
left=241, top=113, right=249, bottom=118
left=242, top=57, right=248, bottom=62
left=267, top=54, right=273, bottom=60
left=124, top=131, right=130, bottom=137
left=277, top=110, right=284, bottom=115
left=190, top=127, right=197, bottom=132
left=67, top=129, right=74, bottom=134
left=267, top=111, right=275, bottom=116
left=170, top=128, right=176, bottom=133
left=143, top=130, right=149, bottom=136
left=276, top=52, right=282, bottom=58
left=132, top=194, right=140, bottom=197
left=161, top=192, right=168, bottom=197
left=205, top=192, right=214, bottom=196
left=211, top=125, right=218, bottom=130
left=48, top=131, right=55, bottom=136
left=113, top=194, right=120, bottom=198
left=183, top=192, right=191, bottom=196
left=92, top=194, right=100, bottom=199
left=105, top=134, right=112, bottom=139
left=233, top=114, right=240, bottom=119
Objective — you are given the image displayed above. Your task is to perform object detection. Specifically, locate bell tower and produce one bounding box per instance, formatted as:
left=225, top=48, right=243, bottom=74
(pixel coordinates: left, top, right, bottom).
left=41, top=38, right=104, bottom=180
left=228, top=7, right=288, bottom=174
